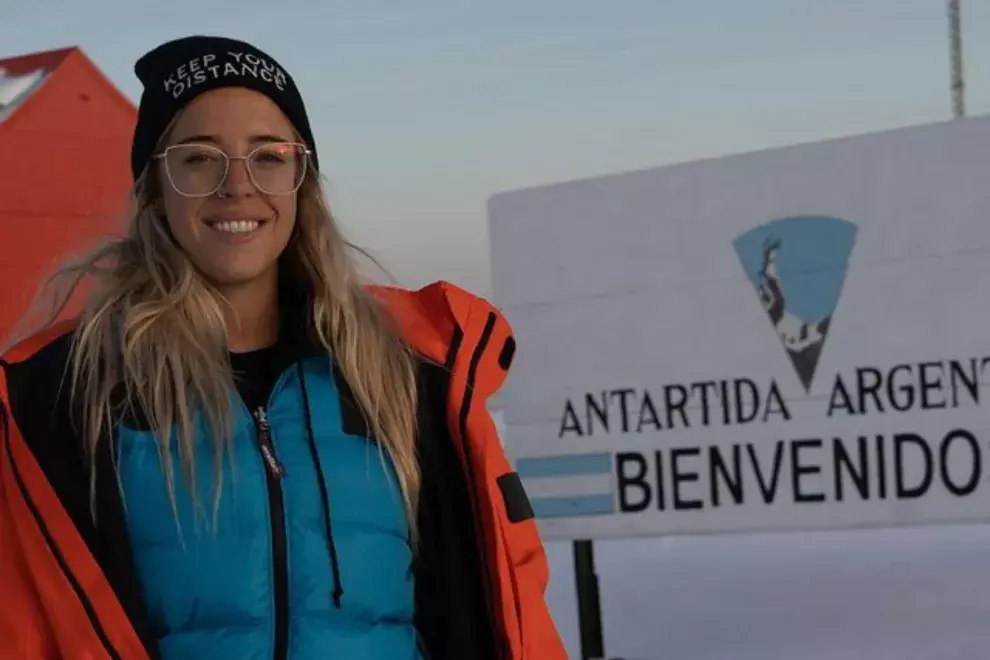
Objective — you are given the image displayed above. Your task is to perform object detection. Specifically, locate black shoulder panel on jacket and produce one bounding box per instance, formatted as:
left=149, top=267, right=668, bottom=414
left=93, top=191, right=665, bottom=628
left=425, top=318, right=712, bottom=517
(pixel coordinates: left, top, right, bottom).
left=3, top=331, right=77, bottom=444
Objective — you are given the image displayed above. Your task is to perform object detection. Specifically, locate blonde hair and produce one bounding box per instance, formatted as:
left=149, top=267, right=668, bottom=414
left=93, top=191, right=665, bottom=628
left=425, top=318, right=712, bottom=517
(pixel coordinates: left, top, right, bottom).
left=19, top=158, right=421, bottom=536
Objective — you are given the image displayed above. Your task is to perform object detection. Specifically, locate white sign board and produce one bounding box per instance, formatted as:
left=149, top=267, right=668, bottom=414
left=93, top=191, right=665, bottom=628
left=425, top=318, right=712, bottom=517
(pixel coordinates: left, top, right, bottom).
left=488, top=115, right=990, bottom=541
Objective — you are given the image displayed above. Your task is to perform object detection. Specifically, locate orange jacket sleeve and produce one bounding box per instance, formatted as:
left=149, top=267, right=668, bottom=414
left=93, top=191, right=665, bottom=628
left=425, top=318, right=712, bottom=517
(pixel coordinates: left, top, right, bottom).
left=483, top=413, right=568, bottom=660
left=0, top=434, right=60, bottom=659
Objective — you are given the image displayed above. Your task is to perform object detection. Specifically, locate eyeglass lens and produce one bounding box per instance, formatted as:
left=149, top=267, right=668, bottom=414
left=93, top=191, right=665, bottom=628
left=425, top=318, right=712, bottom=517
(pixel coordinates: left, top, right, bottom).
left=163, top=143, right=308, bottom=196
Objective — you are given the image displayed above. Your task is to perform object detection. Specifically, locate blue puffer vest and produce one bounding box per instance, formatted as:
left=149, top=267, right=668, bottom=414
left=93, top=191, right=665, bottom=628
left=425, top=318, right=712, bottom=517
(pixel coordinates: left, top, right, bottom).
left=115, top=355, right=420, bottom=659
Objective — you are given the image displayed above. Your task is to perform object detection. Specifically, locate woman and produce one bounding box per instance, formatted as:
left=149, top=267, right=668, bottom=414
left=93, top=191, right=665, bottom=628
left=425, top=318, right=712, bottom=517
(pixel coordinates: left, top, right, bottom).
left=0, top=35, right=565, bottom=660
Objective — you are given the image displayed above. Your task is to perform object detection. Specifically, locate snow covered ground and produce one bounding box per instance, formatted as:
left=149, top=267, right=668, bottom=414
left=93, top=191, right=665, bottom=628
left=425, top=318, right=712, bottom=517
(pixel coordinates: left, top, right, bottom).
left=543, top=524, right=990, bottom=659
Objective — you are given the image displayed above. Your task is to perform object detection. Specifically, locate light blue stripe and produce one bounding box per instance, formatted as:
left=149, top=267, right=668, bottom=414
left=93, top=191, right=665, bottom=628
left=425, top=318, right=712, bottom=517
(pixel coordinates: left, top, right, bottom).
left=531, top=494, right=615, bottom=518
left=516, top=452, right=612, bottom=478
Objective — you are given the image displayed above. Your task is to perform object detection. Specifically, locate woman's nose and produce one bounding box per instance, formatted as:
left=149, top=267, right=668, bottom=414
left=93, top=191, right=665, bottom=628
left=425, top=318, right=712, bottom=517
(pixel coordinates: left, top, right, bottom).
left=217, top=157, right=255, bottom=197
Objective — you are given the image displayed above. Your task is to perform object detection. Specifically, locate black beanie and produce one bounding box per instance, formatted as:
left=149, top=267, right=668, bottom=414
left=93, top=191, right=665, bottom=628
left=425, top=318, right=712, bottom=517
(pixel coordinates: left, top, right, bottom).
left=130, top=35, right=319, bottom=180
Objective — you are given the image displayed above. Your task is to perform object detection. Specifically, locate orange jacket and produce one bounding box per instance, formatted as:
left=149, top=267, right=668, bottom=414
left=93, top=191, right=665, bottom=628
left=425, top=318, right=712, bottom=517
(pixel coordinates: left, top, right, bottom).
left=0, top=280, right=566, bottom=659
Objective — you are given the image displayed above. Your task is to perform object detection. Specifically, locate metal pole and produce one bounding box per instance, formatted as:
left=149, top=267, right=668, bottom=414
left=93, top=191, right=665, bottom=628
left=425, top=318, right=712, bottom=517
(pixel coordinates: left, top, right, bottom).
left=949, top=0, right=965, bottom=118
left=574, top=540, right=605, bottom=660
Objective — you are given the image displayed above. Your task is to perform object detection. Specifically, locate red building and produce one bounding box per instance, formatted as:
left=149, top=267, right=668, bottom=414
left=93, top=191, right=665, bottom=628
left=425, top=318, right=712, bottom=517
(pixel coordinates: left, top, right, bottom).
left=0, top=46, right=135, bottom=341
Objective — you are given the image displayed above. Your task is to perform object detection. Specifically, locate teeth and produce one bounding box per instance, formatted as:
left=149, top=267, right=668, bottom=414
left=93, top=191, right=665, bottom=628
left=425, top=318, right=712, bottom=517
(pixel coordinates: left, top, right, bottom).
left=212, top=220, right=260, bottom=234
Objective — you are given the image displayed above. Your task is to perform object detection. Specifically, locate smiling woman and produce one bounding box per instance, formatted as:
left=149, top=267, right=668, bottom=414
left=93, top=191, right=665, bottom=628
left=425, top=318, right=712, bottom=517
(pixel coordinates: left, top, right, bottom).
left=156, top=89, right=305, bottom=300
left=0, top=35, right=565, bottom=660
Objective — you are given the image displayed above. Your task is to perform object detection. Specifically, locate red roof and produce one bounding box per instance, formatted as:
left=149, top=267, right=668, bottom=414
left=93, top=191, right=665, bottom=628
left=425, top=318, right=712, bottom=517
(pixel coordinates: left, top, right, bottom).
left=0, top=46, right=137, bottom=341
left=0, top=46, right=74, bottom=76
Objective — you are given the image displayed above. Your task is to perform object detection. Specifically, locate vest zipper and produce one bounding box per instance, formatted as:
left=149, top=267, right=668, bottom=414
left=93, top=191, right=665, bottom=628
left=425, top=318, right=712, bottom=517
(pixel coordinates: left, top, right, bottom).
left=255, top=407, right=286, bottom=478
left=254, top=406, right=289, bottom=660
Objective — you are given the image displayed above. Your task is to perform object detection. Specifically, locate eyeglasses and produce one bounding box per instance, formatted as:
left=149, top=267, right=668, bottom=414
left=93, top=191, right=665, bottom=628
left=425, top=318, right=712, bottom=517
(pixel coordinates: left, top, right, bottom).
left=153, top=142, right=311, bottom=197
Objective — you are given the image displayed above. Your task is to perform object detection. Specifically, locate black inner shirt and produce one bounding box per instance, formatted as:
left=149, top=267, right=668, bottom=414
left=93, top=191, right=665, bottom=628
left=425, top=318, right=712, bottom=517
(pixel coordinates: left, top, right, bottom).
left=230, top=342, right=291, bottom=414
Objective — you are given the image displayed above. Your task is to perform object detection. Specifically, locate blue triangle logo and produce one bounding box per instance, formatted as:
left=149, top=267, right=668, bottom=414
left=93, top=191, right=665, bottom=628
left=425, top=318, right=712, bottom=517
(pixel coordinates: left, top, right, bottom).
left=732, top=216, right=858, bottom=392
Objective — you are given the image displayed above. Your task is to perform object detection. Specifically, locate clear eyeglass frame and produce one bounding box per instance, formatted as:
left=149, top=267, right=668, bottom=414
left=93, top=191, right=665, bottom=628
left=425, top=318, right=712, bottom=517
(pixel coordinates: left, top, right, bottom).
left=152, top=141, right=312, bottom=198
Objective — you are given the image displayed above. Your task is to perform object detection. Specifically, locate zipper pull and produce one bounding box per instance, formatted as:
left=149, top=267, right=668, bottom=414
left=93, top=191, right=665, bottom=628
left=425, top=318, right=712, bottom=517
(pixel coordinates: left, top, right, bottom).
left=254, top=407, right=286, bottom=479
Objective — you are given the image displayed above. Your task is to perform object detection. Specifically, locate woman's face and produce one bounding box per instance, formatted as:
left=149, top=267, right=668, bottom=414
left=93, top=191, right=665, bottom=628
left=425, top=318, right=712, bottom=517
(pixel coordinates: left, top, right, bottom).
left=158, top=87, right=303, bottom=289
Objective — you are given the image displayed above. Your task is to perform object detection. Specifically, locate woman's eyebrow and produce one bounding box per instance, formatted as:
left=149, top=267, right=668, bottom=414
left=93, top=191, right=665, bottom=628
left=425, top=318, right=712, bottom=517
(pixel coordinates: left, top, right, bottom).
left=170, top=134, right=294, bottom=146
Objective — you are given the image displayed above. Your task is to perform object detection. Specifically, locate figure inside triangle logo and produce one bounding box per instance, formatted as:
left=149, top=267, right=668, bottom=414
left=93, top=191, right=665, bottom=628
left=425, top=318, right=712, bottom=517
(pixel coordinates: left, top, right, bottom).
left=733, top=216, right=857, bottom=392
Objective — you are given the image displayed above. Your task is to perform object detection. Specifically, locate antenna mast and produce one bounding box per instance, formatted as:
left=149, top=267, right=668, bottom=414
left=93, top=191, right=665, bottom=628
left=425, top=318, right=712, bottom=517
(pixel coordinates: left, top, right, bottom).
left=949, top=0, right=965, bottom=118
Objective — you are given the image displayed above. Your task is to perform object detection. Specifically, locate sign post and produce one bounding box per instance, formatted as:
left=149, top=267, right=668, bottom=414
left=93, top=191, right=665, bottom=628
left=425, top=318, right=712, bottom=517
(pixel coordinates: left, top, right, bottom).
left=574, top=540, right=605, bottom=660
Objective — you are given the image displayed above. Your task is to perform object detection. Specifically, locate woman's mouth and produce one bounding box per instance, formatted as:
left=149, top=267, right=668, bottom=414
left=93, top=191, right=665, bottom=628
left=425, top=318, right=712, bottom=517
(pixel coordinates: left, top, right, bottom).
left=204, top=218, right=267, bottom=243
left=211, top=220, right=261, bottom=234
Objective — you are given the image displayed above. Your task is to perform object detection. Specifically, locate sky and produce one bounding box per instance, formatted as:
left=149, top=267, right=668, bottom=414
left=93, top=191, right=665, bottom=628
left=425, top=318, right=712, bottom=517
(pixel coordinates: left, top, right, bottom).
left=7, top=3, right=990, bottom=658
left=6, top=0, right=990, bottom=298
